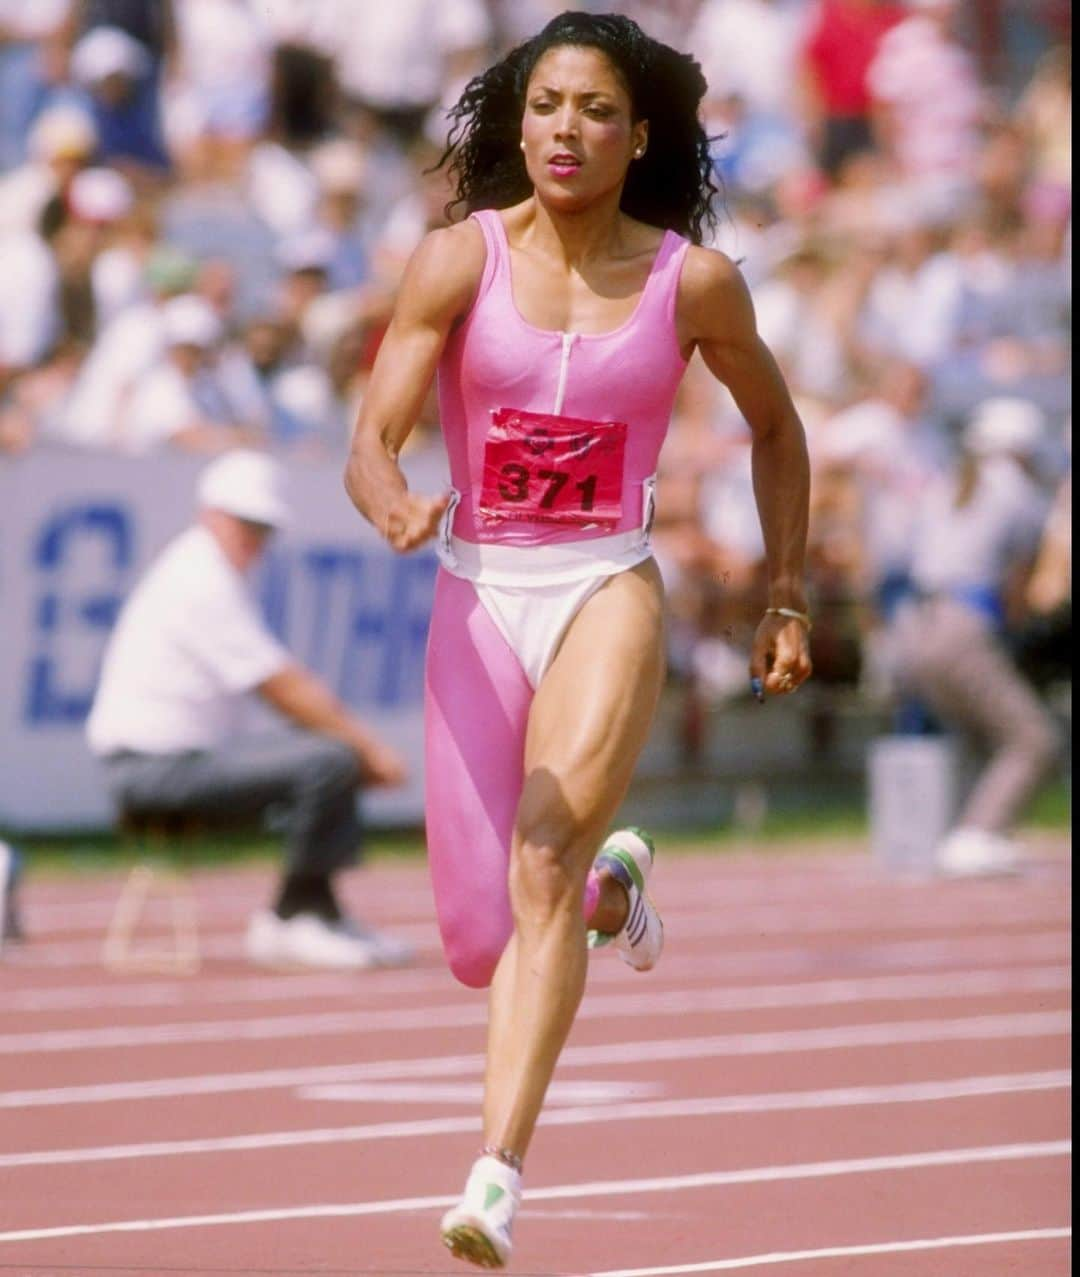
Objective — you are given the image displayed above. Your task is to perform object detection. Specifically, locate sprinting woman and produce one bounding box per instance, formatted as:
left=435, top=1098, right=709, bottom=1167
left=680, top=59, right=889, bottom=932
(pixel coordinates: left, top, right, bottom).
left=344, top=11, right=812, bottom=1267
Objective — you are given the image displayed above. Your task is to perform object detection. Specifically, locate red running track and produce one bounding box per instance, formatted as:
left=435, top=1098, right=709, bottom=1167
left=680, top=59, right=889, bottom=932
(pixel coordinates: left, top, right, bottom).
left=0, top=838, right=1070, bottom=1275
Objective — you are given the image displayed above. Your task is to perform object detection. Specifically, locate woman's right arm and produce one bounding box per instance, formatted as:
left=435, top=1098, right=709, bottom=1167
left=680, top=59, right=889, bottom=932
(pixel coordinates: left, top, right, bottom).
left=343, top=220, right=485, bottom=552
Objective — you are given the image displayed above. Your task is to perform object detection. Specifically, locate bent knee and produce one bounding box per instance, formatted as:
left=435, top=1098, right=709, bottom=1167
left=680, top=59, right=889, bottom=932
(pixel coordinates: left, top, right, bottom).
left=510, top=836, right=587, bottom=918
left=298, top=735, right=360, bottom=793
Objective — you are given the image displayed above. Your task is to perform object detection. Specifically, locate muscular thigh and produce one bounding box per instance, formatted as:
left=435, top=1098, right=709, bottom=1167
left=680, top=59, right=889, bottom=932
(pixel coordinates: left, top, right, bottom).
left=521, top=559, right=666, bottom=844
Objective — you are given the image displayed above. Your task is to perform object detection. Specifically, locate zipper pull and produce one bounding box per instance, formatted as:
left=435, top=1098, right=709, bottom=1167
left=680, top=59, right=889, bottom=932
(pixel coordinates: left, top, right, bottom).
left=553, top=331, right=577, bottom=415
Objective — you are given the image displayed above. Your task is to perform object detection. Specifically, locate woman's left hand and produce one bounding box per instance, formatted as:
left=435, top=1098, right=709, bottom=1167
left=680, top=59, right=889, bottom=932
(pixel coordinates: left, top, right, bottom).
left=749, top=611, right=813, bottom=700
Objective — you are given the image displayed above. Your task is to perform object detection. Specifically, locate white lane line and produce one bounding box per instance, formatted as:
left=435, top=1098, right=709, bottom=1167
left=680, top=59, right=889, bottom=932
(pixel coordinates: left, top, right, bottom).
left=586, top=1228, right=1072, bottom=1276
left=7, top=897, right=1069, bottom=968
left=22, top=861, right=1061, bottom=924
left=0, top=967, right=1069, bottom=1056
left=2, top=925, right=1067, bottom=978
left=3, top=938, right=1069, bottom=1016
left=1, top=1011, right=1069, bottom=1110
left=25, top=899, right=1067, bottom=950
left=0, top=1070, right=1067, bottom=1170
left=0, top=1141, right=1068, bottom=1245
left=2, top=934, right=1072, bottom=1011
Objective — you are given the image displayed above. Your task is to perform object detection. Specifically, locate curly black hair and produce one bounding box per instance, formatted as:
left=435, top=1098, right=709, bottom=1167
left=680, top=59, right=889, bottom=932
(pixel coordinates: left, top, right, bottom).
left=437, top=10, right=719, bottom=244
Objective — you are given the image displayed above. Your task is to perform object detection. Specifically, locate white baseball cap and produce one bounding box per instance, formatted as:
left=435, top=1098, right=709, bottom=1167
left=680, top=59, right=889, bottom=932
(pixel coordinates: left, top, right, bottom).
left=161, top=295, right=224, bottom=349
left=28, top=104, right=98, bottom=161
left=964, top=398, right=1046, bottom=458
left=68, top=166, right=134, bottom=223
left=196, top=450, right=291, bottom=528
left=71, top=26, right=151, bottom=85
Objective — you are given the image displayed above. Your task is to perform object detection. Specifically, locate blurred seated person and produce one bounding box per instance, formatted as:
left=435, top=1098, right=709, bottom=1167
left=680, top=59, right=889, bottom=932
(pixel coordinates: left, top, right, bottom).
left=308, top=138, right=372, bottom=292
left=888, top=397, right=1062, bottom=876
left=86, top=450, right=411, bottom=969
left=0, top=103, right=98, bottom=236
left=68, top=25, right=170, bottom=180
left=123, top=294, right=267, bottom=453
left=59, top=243, right=198, bottom=449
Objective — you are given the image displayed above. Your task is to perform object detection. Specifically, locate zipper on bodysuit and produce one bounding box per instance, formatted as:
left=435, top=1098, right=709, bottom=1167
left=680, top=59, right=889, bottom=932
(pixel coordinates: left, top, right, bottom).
left=552, top=331, right=578, bottom=414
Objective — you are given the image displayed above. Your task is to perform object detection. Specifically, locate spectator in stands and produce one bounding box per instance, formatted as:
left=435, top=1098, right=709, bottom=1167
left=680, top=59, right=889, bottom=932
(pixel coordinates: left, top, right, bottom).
left=330, top=0, right=492, bottom=149
left=888, top=397, right=1061, bottom=876
left=867, top=0, right=985, bottom=217
left=56, top=166, right=135, bottom=343
left=1015, top=44, right=1071, bottom=199
left=86, top=448, right=412, bottom=969
left=123, top=294, right=267, bottom=453
left=689, top=0, right=808, bottom=127
left=801, top=0, right=905, bottom=179
left=68, top=25, right=170, bottom=175
left=0, top=195, right=64, bottom=388
left=0, top=0, right=74, bottom=169
left=165, top=0, right=272, bottom=181
left=0, top=102, right=97, bottom=235
left=308, top=138, right=372, bottom=291
left=58, top=242, right=198, bottom=448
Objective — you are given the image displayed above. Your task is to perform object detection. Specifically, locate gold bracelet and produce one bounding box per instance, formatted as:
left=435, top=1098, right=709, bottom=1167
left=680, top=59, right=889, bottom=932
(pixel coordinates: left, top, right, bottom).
left=766, top=606, right=812, bottom=632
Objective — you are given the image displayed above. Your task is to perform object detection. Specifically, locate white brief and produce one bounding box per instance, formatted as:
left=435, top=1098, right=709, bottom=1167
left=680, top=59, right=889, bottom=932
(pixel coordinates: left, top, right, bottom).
left=436, top=500, right=656, bottom=689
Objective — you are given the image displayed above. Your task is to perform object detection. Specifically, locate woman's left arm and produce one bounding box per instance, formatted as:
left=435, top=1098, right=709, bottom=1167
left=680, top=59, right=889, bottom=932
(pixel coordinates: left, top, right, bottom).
left=679, top=246, right=813, bottom=696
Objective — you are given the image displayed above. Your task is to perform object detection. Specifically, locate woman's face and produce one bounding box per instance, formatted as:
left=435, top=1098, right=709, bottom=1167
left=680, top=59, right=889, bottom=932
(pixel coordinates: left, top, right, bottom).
left=521, top=45, right=647, bottom=211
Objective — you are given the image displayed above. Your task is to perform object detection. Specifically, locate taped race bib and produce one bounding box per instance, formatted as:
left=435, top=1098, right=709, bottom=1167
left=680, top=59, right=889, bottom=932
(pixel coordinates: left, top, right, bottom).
left=478, top=407, right=627, bottom=527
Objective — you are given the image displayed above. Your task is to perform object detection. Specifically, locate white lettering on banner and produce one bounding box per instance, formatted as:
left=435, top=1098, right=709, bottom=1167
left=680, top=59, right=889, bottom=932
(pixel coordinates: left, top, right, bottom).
left=0, top=447, right=448, bottom=830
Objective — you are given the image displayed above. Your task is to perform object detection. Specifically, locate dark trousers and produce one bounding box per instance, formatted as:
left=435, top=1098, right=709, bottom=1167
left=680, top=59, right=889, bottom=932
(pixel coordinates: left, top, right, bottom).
left=102, top=732, right=363, bottom=876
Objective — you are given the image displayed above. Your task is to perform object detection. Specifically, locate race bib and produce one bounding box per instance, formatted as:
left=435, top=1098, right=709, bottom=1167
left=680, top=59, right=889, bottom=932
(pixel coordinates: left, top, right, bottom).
left=478, top=408, right=627, bottom=527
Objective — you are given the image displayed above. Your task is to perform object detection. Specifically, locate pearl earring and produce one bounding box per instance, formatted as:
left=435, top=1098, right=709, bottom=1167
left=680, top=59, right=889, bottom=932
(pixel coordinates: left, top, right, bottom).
left=520, top=140, right=526, bottom=151
left=634, top=148, right=645, bottom=158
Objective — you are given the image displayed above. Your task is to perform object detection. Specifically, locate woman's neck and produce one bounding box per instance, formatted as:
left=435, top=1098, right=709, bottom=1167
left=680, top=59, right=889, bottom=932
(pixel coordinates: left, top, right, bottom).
left=519, top=191, right=631, bottom=267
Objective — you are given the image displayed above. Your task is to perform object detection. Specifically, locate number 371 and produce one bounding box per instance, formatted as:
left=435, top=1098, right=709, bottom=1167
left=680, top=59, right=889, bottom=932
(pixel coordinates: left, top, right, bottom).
left=497, top=464, right=597, bottom=511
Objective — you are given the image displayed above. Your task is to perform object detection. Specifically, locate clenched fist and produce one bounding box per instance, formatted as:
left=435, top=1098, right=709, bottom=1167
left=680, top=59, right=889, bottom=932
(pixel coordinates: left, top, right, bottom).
left=383, top=492, right=451, bottom=552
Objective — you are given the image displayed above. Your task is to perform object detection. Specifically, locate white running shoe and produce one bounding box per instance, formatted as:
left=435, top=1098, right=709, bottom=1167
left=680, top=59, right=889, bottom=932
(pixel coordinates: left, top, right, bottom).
left=937, top=827, right=1023, bottom=878
left=440, top=1154, right=522, bottom=1269
left=587, top=827, right=663, bottom=972
left=244, top=910, right=412, bottom=970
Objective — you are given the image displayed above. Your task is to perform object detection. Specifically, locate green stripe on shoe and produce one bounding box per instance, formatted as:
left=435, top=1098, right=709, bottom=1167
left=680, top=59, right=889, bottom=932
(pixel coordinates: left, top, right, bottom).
left=596, top=844, right=646, bottom=894
left=597, top=827, right=653, bottom=888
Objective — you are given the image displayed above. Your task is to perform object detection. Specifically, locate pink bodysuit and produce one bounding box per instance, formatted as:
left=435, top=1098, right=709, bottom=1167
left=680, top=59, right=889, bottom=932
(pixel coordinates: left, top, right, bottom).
left=425, top=208, right=691, bottom=986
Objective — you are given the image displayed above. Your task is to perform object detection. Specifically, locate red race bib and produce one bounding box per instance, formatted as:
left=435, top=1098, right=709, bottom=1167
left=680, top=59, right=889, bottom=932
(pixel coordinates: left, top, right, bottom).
left=478, top=408, right=627, bottom=527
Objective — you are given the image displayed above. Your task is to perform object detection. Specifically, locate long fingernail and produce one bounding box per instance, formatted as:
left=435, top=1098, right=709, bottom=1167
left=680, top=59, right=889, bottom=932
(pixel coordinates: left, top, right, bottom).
left=750, top=677, right=764, bottom=703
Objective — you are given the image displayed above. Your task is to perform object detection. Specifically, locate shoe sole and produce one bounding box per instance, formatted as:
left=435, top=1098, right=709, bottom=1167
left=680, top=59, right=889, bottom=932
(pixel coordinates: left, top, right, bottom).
left=441, top=1220, right=507, bottom=1268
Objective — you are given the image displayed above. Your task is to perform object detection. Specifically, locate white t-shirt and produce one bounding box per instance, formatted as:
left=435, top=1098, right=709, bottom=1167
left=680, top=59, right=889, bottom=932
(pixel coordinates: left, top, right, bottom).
left=688, top=0, right=808, bottom=119
left=868, top=17, right=982, bottom=178
left=124, top=361, right=220, bottom=452
left=331, top=0, right=491, bottom=109
left=908, top=457, right=1049, bottom=597
left=0, top=229, right=58, bottom=368
left=0, top=164, right=58, bottom=236
left=60, top=302, right=166, bottom=448
left=86, top=525, right=291, bottom=755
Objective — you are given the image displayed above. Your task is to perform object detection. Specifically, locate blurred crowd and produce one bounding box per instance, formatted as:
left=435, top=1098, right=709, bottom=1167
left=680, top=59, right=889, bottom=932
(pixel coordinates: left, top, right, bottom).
left=0, top=0, right=1072, bottom=728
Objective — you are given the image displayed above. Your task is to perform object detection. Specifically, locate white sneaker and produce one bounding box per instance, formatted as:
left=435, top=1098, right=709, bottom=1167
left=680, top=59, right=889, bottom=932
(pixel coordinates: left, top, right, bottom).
left=937, top=828, right=1023, bottom=878
left=587, top=827, right=663, bottom=972
left=337, top=916, right=414, bottom=967
left=440, top=1154, right=521, bottom=1269
left=245, top=910, right=397, bottom=970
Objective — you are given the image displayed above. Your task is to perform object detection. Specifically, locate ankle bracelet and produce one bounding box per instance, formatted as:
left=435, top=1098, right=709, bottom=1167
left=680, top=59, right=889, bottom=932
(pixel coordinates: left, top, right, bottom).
left=481, top=1144, right=523, bottom=1174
